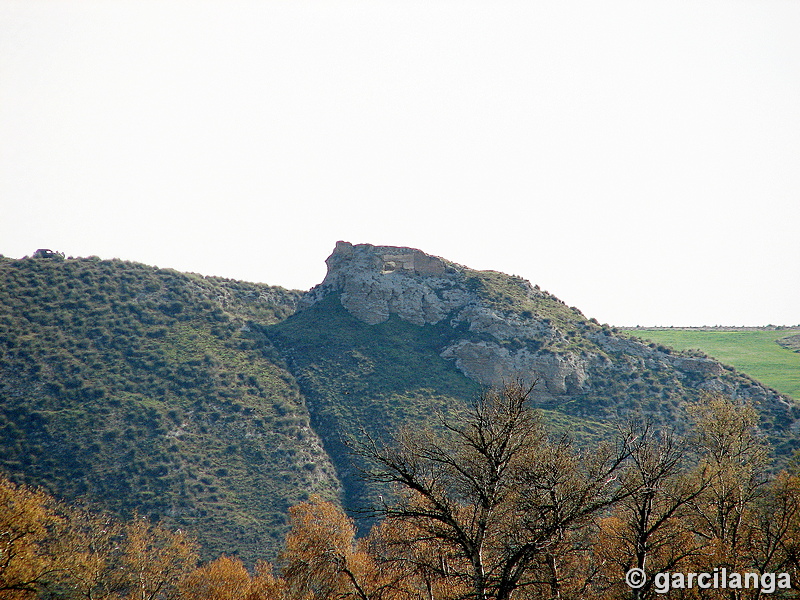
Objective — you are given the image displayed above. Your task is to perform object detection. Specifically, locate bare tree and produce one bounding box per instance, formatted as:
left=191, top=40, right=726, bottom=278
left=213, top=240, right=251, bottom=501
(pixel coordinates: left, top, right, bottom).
left=742, top=472, right=800, bottom=586
left=355, top=380, right=641, bottom=600
left=595, top=426, right=710, bottom=599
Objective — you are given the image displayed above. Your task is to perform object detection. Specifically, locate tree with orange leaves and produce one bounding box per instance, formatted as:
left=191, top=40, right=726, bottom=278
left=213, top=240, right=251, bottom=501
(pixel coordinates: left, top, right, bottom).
left=116, top=515, right=199, bottom=600
left=281, top=496, right=406, bottom=600
left=281, top=496, right=383, bottom=600
left=181, top=555, right=286, bottom=600
left=0, top=476, right=69, bottom=599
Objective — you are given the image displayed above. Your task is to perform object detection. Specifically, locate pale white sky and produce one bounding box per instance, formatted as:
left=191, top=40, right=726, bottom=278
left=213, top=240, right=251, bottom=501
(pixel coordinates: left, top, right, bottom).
left=1, top=0, right=798, bottom=326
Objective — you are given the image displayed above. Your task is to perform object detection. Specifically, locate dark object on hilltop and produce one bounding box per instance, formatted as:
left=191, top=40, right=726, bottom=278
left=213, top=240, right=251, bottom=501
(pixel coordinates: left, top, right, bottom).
left=32, top=249, right=65, bottom=259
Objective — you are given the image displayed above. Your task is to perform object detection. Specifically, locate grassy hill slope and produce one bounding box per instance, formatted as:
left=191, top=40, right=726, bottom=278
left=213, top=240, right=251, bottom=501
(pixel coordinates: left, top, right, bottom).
left=626, top=328, right=800, bottom=402
left=263, top=293, right=478, bottom=515
left=0, top=255, right=340, bottom=564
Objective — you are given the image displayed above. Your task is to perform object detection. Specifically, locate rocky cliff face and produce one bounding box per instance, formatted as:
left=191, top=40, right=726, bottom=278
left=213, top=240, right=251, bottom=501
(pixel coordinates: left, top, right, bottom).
left=302, top=241, right=571, bottom=390
left=301, top=242, right=797, bottom=430
left=302, top=241, right=469, bottom=326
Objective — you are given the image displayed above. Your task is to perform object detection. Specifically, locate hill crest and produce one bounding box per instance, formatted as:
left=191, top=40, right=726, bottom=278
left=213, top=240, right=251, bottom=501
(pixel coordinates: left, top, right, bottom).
left=297, top=242, right=792, bottom=416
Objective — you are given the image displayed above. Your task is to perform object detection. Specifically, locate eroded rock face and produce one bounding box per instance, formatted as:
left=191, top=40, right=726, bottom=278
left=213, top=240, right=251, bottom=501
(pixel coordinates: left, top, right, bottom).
left=303, top=241, right=472, bottom=326
left=440, top=340, right=589, bottom=393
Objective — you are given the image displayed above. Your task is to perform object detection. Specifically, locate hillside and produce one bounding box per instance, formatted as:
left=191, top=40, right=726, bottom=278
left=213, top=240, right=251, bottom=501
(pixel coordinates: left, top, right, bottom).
left=625, top=327, right=800, bottom=402
left=0, top=254, right=340, bottom=564
left=1, top=244, right=798, bottom=564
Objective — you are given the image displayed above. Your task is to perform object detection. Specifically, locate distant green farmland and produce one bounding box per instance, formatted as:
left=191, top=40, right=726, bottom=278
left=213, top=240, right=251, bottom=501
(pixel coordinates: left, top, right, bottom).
left=626, top=328, right=800, bottom=402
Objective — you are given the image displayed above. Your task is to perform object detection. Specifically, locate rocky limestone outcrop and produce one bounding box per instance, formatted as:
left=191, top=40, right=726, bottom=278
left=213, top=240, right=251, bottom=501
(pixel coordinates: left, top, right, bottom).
left=304, top=241, right=554, bottom=337
left=302, top=241, right=470, bottom=326
left=440, top=340, right=589, bottom=393
left=301, top=242, right=588, bottom=392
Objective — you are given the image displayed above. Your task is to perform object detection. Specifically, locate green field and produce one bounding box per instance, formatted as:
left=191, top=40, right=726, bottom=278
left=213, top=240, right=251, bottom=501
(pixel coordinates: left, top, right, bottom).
left=626, top=328, right=800, bottom=402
